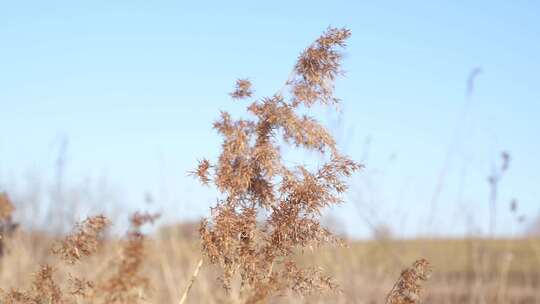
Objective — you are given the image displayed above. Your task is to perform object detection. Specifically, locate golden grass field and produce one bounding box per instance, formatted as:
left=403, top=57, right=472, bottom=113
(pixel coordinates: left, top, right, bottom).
left=1, top=225, right=539, bottom=303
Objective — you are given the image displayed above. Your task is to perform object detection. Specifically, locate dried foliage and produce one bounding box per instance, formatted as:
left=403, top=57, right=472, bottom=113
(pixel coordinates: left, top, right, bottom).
left=1, top=265, right=63, bottom=304
left=193, top=27, right=360, bottom=302
left=0, top=192, right=18, bottom=257
left=32, top=265, right=64, bottom=304
left=230, top=79, right=253, bottom=99
left=53, top=215, right=109, bottom=264
left=99, top=212, right=159, bottom=304
left=0, top=192, right=15, bottom=221
left=0, top=215, right=110, bottom=303
left=386, top=259, right=432, bottom=304
left=67, top=275, right=95, bottom=298
left=192, top=159, right=211, bottom=185
left=0, top=212, right=161, bottom=304
left=289, top=27, right=351, bottom=107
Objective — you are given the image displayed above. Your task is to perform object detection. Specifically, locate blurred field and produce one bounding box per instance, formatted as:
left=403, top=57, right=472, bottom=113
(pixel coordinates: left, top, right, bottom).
left=1, top=225, right=539, bottom=303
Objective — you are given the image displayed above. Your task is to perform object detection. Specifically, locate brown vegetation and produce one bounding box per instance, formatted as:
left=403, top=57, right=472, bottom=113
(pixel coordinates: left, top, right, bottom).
left=192, top=27, right=360, bottom=303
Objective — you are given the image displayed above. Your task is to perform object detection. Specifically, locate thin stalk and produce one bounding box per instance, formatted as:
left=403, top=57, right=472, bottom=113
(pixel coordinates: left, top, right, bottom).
left=178, top=258, right=203, bottom=304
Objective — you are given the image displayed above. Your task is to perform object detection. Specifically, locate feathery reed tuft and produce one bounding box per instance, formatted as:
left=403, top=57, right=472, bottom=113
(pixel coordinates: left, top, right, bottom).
left=193, top=27, right=360, bottom=302
left=290, top=27, right=351, bottom=107
left=1, top=214, right=111, bottom=303
left=53, top=215, right=109, bottom=264
left=230, top=79, right=253, bottom=100
left=1, top=264, right=63, bottom=304
left=386, top=259, right=432, bottom=304
left=99, top=212, right=159, bottom=304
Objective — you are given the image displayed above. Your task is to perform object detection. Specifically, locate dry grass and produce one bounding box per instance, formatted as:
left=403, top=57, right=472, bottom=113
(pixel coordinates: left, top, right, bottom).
left=1, top=228, right=539, bottom=303
left=385, top=259, right=431, bottom=304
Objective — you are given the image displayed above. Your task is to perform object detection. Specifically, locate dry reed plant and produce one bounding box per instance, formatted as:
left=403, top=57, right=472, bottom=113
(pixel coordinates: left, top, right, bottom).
left=52, top=215, right=109, bottom=264
left=0, top=193, right=15, bottom=221
left=0, top=214, right=109, bottom=303
left=488, top=151, right=510, bottom=236
left=191, top=27, right=361, bottom=303
left=0, top=193, right=18, bottom=257
left=0, top=211, right=161, bottom=304
left=99, top=212, right=159, bottom=304
left=386, top=259, right=432, bottom=304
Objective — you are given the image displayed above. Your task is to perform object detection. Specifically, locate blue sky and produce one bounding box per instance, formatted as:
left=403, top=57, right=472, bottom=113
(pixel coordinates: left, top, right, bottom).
left=1, top=1, right=539, bottom=237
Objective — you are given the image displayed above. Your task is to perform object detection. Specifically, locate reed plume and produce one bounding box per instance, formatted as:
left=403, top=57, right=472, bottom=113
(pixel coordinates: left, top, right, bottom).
left=192, top=27, right=360, bottom=303
left=99, top=212, right=159, bottom=304
left=52, top=215, right=109, bottom=264
left=386, top=259, right=432, bottom=304
left=0, top=215, right=110, bottom=304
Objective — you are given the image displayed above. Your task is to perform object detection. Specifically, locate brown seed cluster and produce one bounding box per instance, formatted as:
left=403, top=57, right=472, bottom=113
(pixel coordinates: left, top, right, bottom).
left=99, top=212, right=159, bottom=304
left=0, top=192, right=15, bottom=221
left=192, top=159, right=211, bottom=185
left=53, top=215, right=109, bottom=264
left=194, top=27, right=360, bottom=301
left=290, top=27, right=351, bottom=107
left=1, top=265, right=63, bottom=304
left=0, top=215, right=111, bottom=303
left=230, top=79, right=253, bottom=99
left=32, top=265, right=63, bottom=304
left=68, top=275, right=95, bottom=298
left=386, top=259, right=432, bottom=304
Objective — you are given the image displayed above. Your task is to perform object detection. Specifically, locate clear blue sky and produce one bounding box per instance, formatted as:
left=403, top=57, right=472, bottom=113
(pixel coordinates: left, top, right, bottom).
left=1, top=1, right=539, bottom=237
